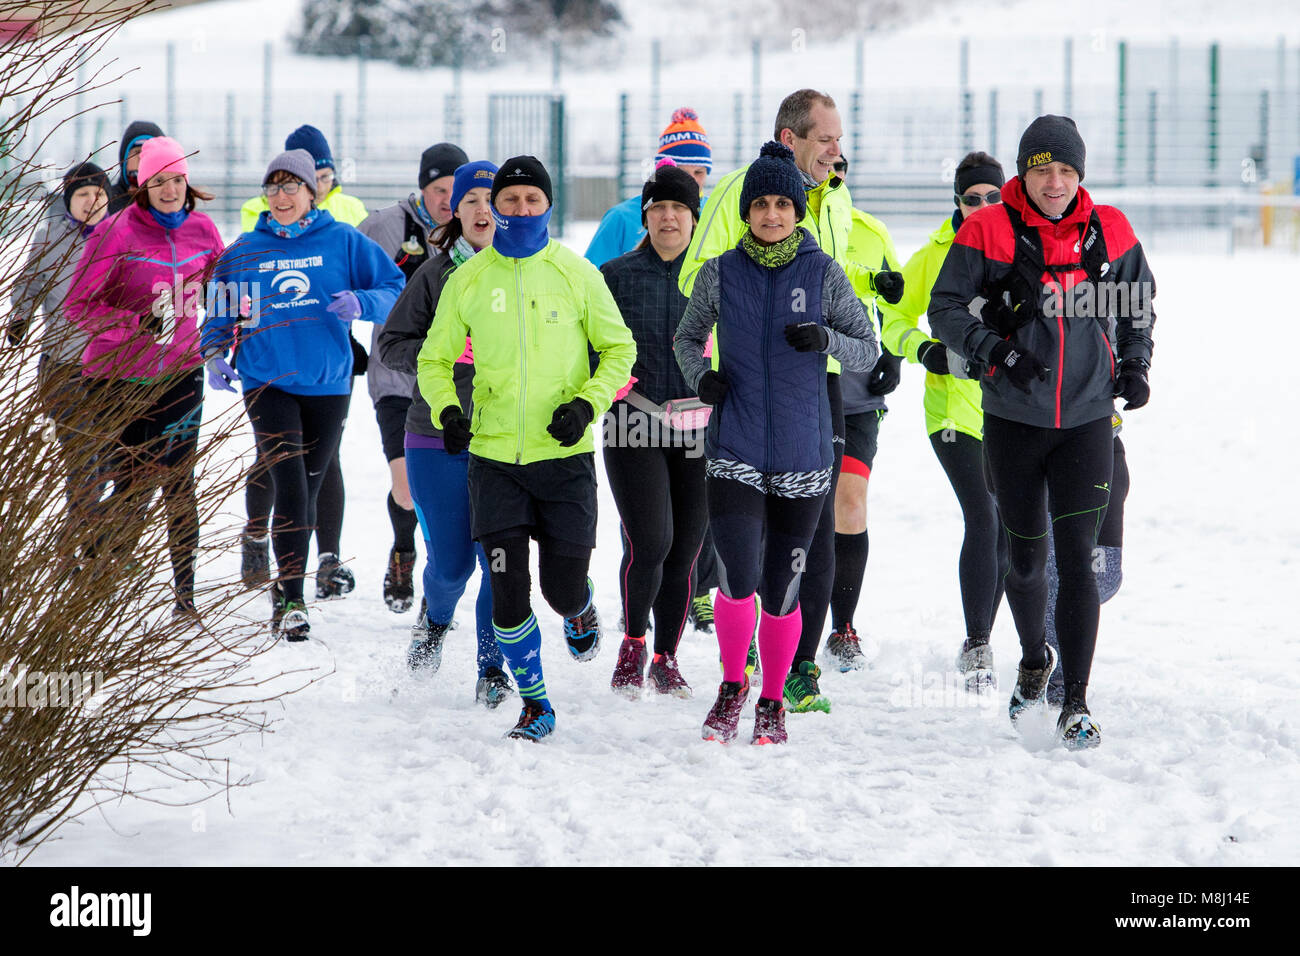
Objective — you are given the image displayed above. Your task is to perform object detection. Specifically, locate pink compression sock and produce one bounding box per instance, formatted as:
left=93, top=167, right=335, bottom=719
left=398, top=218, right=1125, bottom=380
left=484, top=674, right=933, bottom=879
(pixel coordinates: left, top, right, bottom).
left=758, top=604, right=802, bottom=702
left=713, top=591, right=757, bottom=683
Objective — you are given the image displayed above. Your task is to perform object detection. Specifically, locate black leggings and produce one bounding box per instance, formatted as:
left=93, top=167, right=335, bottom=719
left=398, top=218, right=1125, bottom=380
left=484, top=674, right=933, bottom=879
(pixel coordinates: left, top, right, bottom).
left=707, top=476, right=826, bottom=616
left=603, top=441, right=708, bottom=654
left=930, top=430, right=1008, bottom=641
left=982, top=413, right=1113, bottom=690
left=795, top=372, right=844, bottom=662
left=481, top=533, right=591, bottom=630
left=87, top=369, right=203, bottom=603
left=243, top=387, right=350, bottom=604
left=246, top=389, right=349, bottom=556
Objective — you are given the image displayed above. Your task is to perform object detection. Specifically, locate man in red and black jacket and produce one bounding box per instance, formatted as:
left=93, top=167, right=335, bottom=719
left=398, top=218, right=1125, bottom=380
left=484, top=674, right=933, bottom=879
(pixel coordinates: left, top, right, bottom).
left=929, top=114, right=1155, bottom=751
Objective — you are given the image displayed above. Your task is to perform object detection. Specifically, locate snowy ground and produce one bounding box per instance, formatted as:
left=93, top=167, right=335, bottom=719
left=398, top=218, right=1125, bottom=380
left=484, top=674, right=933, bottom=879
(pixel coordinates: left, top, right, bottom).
left=17, top=228, right=1300, bottom=867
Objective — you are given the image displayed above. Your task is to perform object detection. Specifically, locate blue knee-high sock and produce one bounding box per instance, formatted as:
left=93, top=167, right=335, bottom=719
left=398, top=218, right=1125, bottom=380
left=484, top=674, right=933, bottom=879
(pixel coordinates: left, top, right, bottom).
left=494, top=613, right=549, bottom=711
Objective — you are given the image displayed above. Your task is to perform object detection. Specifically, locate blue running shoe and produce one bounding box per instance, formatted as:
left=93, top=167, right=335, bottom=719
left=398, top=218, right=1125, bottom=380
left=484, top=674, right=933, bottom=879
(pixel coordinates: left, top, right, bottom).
left=563, top=583, right=601, bottom=662
left=506, top=701, right=556, bottom=742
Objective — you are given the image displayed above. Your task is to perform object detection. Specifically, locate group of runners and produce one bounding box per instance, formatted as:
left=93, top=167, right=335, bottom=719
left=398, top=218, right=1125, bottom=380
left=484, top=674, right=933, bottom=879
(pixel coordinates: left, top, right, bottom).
left=14, top=87, right=1154, bottom=749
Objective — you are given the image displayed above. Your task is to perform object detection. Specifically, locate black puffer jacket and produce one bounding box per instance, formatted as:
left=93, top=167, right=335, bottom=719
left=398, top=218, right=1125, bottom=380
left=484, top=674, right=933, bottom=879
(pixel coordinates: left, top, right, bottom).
left=600, top=244, right=694, bottom=406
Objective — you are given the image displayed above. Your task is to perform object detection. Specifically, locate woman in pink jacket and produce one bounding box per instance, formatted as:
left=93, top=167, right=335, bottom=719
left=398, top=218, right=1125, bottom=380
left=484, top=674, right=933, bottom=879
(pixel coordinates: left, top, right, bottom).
left=64, top=136, right=225, bottom=618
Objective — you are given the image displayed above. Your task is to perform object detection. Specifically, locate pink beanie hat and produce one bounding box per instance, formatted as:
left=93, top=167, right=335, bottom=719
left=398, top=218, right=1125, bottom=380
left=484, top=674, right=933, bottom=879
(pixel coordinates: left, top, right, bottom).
left=137, top=136, right=189, bottom=186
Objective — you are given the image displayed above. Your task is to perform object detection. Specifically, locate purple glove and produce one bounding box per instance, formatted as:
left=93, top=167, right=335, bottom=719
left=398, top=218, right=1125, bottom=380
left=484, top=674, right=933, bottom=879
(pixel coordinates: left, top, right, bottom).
left=205, top=355, right=240, bottom=393
left=326, top=290, right=361, bottom=322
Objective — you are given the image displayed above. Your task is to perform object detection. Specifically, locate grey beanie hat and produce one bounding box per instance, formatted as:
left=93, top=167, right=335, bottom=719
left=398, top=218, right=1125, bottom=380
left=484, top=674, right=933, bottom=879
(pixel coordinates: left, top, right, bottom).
left=1016, top=115, right=1086, bottom=181
left=263, top=148, right=318, bottom=196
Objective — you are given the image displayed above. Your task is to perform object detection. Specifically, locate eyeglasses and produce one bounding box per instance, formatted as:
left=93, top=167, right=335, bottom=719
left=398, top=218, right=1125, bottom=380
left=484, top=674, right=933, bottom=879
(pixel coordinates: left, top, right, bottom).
left=956, top=190, right=1001, bottom=207
left=264, top=182, right=305, bottom=197
left=832, top=160, right=848, bottom=174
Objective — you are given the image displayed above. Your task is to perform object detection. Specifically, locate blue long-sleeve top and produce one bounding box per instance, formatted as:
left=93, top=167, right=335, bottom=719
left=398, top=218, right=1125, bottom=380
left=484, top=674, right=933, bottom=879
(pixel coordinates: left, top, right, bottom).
left=203, top=210, right=404, bottom=395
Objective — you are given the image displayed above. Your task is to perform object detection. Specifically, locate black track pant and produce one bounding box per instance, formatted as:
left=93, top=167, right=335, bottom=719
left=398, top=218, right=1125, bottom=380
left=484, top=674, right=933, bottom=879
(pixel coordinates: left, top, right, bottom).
left=480, top=534, right=591, bottom=631
left=707, top=476, right=825, bottom=616
left=930, top=430, right=1009, bottom=641
left=795, top=373, right=844, bottom=663
left=246, top=387, right=349, bottom=556
left=604, top=441, right=708, bottom=654
left=982, top=413, right=1113, bottom=690
left=243, top=387, right=350, bottom=604
left=87, top=369, right=203, bottom=604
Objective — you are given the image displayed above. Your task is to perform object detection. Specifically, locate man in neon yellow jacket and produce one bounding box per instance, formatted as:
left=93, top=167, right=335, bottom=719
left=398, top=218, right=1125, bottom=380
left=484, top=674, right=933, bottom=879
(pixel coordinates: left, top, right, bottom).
left=417, top=156, right=635, bottom=743
left=821, top=201, right=907, bottom=673
left=239, top=125, right=367, bottom=231
left=678, top=90, right=904, bottom=714
left=880, top=150, right=1010, bottom=689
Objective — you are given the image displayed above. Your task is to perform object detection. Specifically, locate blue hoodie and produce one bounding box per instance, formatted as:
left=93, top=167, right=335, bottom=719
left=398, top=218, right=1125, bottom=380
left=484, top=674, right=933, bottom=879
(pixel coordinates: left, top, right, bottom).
left=204, top=210, right=405, bottom=395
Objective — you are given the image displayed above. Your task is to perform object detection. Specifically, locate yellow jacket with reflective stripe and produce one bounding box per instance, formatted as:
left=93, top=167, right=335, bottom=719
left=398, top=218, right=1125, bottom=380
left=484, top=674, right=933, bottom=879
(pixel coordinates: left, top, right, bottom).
left=883, top=215, right=985, bottom=439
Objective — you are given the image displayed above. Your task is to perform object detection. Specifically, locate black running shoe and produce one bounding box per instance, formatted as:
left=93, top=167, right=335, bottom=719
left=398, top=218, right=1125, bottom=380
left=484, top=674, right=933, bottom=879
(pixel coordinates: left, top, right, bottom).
left=383, top=547, right=416, bottom=613
left=315, top=552, right=355, bottom=600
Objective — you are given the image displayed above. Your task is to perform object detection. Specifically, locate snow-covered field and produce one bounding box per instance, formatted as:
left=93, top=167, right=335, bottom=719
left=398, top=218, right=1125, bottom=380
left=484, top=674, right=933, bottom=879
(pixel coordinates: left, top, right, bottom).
left=20, top=226, right=1299, bottom=867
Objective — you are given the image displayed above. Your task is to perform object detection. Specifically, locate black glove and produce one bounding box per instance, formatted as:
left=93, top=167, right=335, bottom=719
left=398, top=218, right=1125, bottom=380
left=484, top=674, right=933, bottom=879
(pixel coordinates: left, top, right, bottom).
left=439, top=404, right=473, bottom=455
left=1114, top=358, right=1150, bottom=410
left=917, top=340, right=950, bottom=375
left=546, top=397, right=594, bottom=447
left=697, top=369, right=729, bottom=406
left=980, top=297, right=1026, bottom=337
left=866, top=349, right=902, bottom=396
left=784, top=322, right=829, bottom=353
left=988, top=340, right=1050, bottom=394
left=871, top=270, right=905, bottom=305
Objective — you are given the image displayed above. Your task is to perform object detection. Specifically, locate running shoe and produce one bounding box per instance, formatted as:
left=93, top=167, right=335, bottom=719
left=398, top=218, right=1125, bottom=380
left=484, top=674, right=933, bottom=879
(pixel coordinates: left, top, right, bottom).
left=702, top=679, right=749, bottom=743
left=1009, top=643, right=1058, bottom=727
left=610, top=636, right=647, bottom=698
left=647, top=653, right=692, bottom=699
left=825, top=624, right=867, bottom=672
left=315, top=552, right=355, bottom=600
left=751, top=697, right=788, bottom=745
left=783, top=661, right=831, bottom=714
left=383, top=547, right=416, bottom=613
left=506, top=701, right=556, bottom=742
left=688, top=593, right=714, bottom=632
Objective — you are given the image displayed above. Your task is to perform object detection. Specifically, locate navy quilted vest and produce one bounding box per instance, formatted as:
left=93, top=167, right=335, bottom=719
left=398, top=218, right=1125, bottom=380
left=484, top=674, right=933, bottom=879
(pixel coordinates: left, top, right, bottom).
left=709, top=229, right=832, bottom=473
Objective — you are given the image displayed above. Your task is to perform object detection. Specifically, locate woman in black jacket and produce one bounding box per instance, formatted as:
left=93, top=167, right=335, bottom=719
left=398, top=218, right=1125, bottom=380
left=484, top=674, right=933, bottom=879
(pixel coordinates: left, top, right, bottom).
left=602, top=164, right=709, bottom=701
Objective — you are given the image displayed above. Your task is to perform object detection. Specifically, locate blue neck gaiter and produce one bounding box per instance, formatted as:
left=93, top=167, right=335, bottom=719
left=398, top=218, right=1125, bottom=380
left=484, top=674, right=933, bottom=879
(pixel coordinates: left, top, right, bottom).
left=265, top=207, right=320, bottom=240
left=149, top=207, right=189, bottom=230
left=491, top=207, right=551, bottom=259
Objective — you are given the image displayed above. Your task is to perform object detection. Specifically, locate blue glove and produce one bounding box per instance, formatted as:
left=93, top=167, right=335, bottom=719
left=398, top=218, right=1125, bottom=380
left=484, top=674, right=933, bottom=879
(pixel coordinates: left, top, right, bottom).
left=326, top=291, right=361, bottom=322
left=205, top=355, right=239, bottom=393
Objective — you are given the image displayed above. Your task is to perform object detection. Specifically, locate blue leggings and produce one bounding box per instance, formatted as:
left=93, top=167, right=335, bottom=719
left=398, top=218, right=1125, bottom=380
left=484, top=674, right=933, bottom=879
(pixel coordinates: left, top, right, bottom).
left=405, top=444, right=499, bottom=676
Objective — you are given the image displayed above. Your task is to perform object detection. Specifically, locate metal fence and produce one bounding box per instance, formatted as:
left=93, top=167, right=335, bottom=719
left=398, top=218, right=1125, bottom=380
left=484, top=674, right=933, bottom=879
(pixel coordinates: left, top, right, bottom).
left=10, top=34, right=1300, bottom=250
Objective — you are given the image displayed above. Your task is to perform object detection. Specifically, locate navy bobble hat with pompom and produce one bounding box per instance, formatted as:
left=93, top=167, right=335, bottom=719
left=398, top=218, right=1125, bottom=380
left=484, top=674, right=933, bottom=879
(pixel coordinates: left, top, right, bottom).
left=740, top=141, right=806, bottom=222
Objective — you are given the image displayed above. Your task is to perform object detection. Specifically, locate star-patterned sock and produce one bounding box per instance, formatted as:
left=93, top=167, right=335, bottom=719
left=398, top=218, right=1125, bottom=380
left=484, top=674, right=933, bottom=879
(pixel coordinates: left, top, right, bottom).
left=494, top=612, right=550, bottom=712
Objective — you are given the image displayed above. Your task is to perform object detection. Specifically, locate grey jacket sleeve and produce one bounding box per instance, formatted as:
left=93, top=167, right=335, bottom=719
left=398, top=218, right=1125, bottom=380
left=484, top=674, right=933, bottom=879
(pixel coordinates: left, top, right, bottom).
left=673, top=256, right=720, bottom=393
left=356, top=203, right=406, bottom=259
left=11, top=220, right=53, bottom=322
left=820, top=259, right=880, bottom=372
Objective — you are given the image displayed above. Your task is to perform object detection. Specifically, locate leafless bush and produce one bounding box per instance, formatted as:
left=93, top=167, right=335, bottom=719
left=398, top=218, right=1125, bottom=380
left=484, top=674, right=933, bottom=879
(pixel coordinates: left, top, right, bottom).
left=0, top=0, right=315, bottom=861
